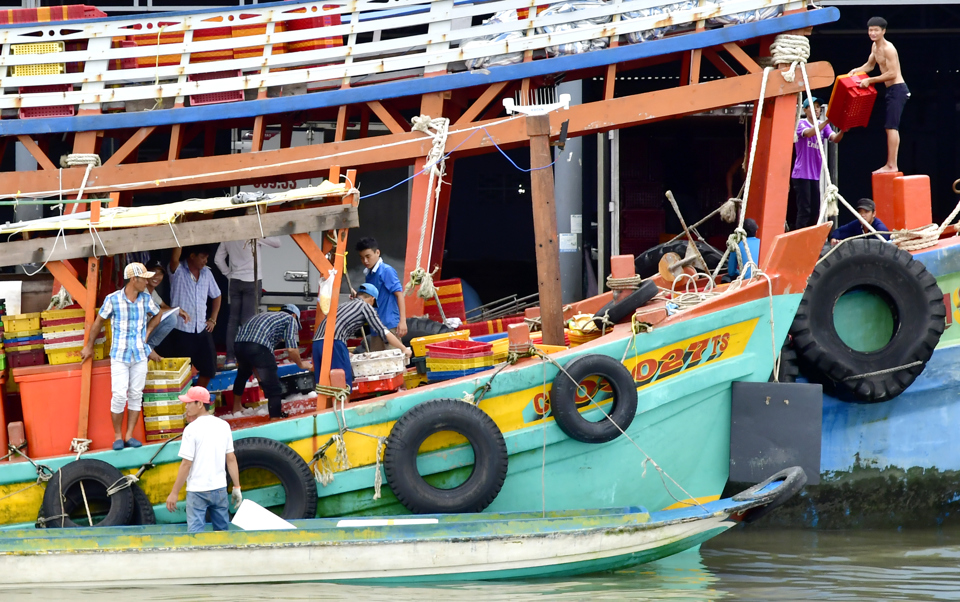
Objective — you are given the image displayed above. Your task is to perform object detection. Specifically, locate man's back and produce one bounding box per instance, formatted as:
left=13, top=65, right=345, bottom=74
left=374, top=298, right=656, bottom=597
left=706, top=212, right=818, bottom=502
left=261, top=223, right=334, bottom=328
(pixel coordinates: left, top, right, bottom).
left=179, top=414, right=234, bottom=492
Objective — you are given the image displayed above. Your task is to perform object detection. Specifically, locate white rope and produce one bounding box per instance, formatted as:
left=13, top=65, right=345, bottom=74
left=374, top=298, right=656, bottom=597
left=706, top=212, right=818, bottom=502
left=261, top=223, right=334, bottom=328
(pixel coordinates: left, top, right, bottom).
left=69, top=437, right=92, bottom=461
left=406, top=115, right=450, bottom=299
left=372, top=438, right=386, bottom=501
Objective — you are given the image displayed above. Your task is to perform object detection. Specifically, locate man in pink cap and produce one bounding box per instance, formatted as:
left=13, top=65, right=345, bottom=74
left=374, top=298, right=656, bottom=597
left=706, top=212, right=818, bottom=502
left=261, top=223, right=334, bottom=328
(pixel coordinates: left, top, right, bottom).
left=166, top=386, right=241, bottom=533
left=82, top=262, right=163, bottom=451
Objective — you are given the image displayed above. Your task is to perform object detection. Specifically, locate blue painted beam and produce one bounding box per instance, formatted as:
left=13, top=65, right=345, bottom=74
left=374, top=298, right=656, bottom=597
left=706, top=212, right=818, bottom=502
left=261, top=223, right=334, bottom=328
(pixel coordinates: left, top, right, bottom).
left=0, top=8, right=839, bottom=137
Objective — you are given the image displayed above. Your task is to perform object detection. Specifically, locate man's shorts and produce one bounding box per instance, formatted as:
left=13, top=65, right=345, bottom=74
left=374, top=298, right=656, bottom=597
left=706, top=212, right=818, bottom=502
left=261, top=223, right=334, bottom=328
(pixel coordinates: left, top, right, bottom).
left=885, top=83, right=910, bottom=131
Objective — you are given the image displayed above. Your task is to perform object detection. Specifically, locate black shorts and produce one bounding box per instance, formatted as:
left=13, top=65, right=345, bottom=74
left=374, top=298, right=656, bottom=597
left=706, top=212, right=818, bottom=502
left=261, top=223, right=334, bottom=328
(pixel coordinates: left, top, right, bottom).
left=885, top=83, right=910, bottom=130
left=169, top=329, right=217, bottom=378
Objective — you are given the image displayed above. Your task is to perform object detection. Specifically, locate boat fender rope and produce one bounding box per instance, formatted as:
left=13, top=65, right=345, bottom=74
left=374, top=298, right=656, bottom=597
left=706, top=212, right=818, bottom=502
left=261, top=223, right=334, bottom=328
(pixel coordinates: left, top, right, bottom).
left=372, top=437, right=386, bottom=500
left=105, top=474, right=139, bottom=497
left=842, top=360, right=924, bottom=382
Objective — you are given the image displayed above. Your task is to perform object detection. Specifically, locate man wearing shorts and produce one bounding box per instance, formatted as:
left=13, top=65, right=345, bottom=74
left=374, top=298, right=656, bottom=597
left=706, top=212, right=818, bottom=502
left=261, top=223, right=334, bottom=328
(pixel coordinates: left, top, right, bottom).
left=81, top=262, right=162, bottom=451
left=849, top=16, right=909, bottom=174
left=169, top=245, right=222, bottom=388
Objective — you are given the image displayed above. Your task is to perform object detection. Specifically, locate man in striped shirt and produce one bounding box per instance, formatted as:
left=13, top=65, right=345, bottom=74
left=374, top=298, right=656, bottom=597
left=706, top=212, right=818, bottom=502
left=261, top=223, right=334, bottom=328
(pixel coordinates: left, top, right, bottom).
left=313, top=283, right=411, bottom=390
left=169, top=245, right=222, bottom=388
left=233, top=304, right=312, bottom=418
left=82, top=262, right=163, bottom=451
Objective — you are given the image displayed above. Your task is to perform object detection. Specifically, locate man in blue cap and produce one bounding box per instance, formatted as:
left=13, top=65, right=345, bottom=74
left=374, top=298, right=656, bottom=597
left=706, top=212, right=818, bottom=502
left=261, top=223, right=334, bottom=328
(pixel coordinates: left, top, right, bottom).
left=791, top=96, right=844, bottom=231
left=232, top=304, right=312, bottom=418
left=313, top=283, right=411, bottom=391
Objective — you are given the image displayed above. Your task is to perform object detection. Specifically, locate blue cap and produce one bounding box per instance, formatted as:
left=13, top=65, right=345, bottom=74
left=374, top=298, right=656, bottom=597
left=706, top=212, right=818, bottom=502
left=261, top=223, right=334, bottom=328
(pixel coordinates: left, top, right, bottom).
left=802, top=96, right=821, bottom=110
left=282, top=303, right=301, bottom=324
left=357, top=283, right=379, bottom=306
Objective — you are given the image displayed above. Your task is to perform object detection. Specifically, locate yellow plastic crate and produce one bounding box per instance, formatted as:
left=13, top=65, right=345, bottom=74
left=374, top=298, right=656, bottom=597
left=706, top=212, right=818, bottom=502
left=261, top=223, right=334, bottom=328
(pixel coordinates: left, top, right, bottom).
left=534, top=344, right=567, bottom=355
left=8, top=343, right=44, bottom=353
left=4, top=328, right=41, bottom=339
left=2, top=313, right=41, bottom=333
left=146, top=431, right=182, bottom=442
left=142, top=399, right=185, bottom=418
left=12, top=63, right=65, bottom=77
left=41, top=308, right=86, bottom=320
left=41, top=323, right=85, bottom=334
left=145, top=415, right=185, bottom=430
left=491, top=338, right=509, bottom=356
left=426, top=355, right=494, bottom=371
left=146, top=357, right=192, bottom=386
left=12, top=42, right=65, bottom=55
left=410, top=329, right=470, bottom=357
left=403, top=369, right=427, bottom=389
left=47, top=345, right=105, bottom=365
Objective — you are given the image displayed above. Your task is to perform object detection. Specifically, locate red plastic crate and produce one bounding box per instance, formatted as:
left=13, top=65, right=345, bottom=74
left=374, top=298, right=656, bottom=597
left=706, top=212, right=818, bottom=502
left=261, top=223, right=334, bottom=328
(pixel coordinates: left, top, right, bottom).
left=351, top=373, right=403, bottom=400
left=83, top=6, right=108, bottom=19
left=426, top=340, right=492, bottom=356
left=188, top=70, right=244, bottom=106
left=464, top=316, right=525, bottom=337
left=18, top=84, right=75, bottom=120
left=827, top=73, right=877, bottom=131
left=8, top=348, right=45, bottom=368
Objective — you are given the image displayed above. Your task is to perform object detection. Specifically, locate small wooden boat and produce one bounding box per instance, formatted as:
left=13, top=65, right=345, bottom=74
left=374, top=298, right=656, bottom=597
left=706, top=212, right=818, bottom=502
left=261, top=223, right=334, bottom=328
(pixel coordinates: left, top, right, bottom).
left=0, top=467, right=804, bottom=587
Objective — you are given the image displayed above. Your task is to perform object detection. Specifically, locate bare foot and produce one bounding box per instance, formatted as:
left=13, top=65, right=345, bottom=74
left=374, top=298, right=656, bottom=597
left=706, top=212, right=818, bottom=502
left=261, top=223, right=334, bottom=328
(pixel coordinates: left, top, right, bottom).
left=231, top=405, right=243, bottom=414
left=873, top=165, right=899, bottom=174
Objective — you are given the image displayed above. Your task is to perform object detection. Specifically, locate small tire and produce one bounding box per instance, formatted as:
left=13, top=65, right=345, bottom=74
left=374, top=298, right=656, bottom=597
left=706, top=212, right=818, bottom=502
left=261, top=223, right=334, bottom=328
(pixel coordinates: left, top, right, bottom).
left=790, top=238, right=945, bottom=402
left=38, top=459, right=135, bottom=528
left=129, top=483, right=157, bottom=526
left=401, top=317, right=455, bottom=347
left=231, top=437, right=317, bottom=520
left=550, top=354, right=638, bottom=444
left=592, top=281, right=659, bottom=331
left=384, top=399, right=508, bottom=514
left=634, top=240, right=725, bottom=279
left=733, top=466, right=807, bottom=523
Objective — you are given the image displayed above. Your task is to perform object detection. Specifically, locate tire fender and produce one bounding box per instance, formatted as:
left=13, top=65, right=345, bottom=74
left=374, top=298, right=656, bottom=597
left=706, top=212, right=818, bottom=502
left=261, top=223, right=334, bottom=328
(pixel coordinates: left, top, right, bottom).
left=231, top=437, right=318, bottom=520
left=550, top=354, right=638, bottom=444
left=38, top=459, right=135, bottom=528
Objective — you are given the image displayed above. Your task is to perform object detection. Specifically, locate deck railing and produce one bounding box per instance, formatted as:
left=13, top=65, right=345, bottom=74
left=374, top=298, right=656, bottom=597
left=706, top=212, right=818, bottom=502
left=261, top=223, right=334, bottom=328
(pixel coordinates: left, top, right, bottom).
left=0, top=0, right=799, bottom=113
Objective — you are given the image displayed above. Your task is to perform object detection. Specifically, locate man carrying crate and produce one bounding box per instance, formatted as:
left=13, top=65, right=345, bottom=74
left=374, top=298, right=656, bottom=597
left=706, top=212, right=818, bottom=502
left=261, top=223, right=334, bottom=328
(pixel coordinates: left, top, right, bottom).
left=81, top=262, right=163, bottom=450
left=849, top=16, right=909, bottom=174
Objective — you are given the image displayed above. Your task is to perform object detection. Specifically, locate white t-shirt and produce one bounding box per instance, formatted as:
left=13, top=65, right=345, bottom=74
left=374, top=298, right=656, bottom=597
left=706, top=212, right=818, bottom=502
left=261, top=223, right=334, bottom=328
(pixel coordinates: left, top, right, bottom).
left=178, top=415, right=235, bottom=492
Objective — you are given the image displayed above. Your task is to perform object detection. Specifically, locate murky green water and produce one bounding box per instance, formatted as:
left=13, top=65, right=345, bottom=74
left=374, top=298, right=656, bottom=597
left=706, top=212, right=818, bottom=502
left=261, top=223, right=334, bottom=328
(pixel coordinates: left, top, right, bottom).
left=6, top=528, right=960, bottom=601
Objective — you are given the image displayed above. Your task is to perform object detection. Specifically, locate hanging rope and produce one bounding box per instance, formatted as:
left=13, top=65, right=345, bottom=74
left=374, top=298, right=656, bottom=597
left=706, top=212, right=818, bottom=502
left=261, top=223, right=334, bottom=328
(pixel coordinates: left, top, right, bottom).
left=405, top=115, right=450, bottom=300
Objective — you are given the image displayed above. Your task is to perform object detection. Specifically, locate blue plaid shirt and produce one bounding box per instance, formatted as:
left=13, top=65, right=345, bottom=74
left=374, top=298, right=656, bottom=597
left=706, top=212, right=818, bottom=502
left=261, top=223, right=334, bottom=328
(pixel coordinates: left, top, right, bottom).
left=236, top=312, right=299, bottom=350
left=99, top=289, right=160, bottom=363
left=169, top=263, right=221, bottom=333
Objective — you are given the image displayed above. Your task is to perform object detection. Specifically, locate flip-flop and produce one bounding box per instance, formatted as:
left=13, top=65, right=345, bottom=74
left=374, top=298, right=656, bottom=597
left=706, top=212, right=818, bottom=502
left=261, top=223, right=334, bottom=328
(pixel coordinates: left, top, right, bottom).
left=125, top=438, right=142, bottom=448
left=112, top=440, right=124, bottom=451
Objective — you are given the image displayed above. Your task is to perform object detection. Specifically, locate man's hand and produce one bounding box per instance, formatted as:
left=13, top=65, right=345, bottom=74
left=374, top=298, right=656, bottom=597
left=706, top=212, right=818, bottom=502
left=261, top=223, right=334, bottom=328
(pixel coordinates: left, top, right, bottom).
left=299, top=360, right=314, bottom=373
left=165, top=492, right=179, bottom=513
left=179, top=308, right=191, bottom=323
left=859, top=78, right=871, bottom=89
left=231, top=486, right=242, bottom=508
left=349, top=288, right=357, bottom=299
left=830, top=238, right=840, bottom=246
left=396, top=322, right=407, bottom=338
left=149, top=350, right=163, bottom=362
left=205, top=319, right=216, bottom=333
left=80, top=345, right=94, bottom=361
left=403, top=347, right=412, bottom=359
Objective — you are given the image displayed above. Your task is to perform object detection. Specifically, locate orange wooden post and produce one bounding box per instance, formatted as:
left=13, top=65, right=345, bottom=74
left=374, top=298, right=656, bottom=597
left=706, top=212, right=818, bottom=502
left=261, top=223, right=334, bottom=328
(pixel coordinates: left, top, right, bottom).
left=77, top=256, right=100, bottom=440
left=316, top=228, right=349, bottom=411
left=744, top=94, right=798, bottom=265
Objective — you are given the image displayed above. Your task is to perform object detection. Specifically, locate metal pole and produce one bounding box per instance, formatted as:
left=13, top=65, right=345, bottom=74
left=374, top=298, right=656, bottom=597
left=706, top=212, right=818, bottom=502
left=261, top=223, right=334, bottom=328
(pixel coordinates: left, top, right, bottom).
left=610, top=130, right=620, bottom=258
left=597, top=133, right=607, bottom=293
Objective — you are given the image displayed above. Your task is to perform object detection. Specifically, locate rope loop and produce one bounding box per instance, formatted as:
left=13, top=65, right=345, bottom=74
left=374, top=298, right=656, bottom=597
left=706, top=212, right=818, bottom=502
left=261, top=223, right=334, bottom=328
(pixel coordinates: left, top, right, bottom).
left=106, top=474, right=139, bottom=497
left=769, top=34, right=810, bottom=82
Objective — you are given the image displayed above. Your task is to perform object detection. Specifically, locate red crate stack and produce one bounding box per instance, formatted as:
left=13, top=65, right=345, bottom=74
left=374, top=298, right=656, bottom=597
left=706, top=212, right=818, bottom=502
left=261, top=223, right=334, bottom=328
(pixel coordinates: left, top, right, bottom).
left=423, top=278, right=467, bottom=323
left=188, top=70, right=245, bottom=106
left=18, top=85, right=75, bottom=120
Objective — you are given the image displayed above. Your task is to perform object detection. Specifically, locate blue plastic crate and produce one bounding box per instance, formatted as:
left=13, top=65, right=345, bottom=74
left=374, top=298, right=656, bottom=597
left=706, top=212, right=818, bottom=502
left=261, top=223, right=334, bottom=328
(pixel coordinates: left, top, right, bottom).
left=426, top=365, right=494, bottom=382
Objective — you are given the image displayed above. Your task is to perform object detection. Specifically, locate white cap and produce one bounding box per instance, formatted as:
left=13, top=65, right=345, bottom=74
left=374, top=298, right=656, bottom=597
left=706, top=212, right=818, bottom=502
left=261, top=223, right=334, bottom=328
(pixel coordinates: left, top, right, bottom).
left=124, top=262, right=155, bottom=280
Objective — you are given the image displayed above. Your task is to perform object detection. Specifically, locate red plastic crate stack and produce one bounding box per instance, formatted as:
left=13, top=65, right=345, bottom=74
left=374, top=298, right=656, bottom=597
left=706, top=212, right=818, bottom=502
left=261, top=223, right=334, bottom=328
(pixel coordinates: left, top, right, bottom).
left=188, top=70, right=244, bottom=106
left=18, top=85, right=75, bottom=120
left=464, top=316, right=525, bottom=337
left=0, top=5, right=99, bottom=24
left=298, top=309, right=316, bottom=348
left=620, top=209, right=664, bottom=256
left=826, top=73, right=877, bottom=131
left=351, top=373, right=403, bottom=401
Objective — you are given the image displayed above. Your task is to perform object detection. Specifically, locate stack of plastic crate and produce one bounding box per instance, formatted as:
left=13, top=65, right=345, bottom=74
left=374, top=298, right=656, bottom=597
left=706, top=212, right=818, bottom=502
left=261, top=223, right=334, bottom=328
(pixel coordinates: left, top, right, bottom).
left=425, top=340, right=494, bottom=383
left=2, top=313, right=44, bottom=368
left=350, top=349, right=406, bottom=398
left=142, top=358, right=192, bottom=442
left=41, top=308, right=107, bottom=365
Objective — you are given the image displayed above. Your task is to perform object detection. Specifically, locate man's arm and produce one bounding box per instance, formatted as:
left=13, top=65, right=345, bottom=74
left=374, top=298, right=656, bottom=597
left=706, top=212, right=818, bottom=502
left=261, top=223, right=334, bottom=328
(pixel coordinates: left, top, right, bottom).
left=384, top=330, right=412, bottom=358
left=214, top=243, right=230, bottom=278
left=165, top=459, right=193, bottom=512
left=206, top=294, right=222, bottom=333
left=80, top=315, right=106, bottom=360
left=829, top=129, right=844, bottom=143
left=286, top=348, right=313, bottom=372
left=226, top=452, right=240, bottom=490
left=395, top=291, right=407, bottom=337
left=145, top=312, right=163, bottom=339
left=849, top=47, right=877, bottom=76
left=169, top=247, right=183, bottom=273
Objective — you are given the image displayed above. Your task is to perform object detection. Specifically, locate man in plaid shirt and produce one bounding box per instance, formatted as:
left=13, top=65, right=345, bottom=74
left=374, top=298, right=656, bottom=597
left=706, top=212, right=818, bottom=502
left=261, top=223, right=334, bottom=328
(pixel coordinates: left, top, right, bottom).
left=232, top=304, right=312, bottom=418
left=82, top=262, right=163, bottom=450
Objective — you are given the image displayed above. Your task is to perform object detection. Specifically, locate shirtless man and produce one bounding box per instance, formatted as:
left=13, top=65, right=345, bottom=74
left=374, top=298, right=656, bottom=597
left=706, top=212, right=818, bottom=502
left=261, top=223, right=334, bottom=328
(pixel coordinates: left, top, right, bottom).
left=849, top=16, right=909, bottom=174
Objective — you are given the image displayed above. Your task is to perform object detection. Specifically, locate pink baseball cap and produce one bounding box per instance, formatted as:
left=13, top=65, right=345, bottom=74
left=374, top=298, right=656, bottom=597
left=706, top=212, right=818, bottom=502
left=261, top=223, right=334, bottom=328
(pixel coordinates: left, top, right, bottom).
left=179, top=386, right=212, bottom=405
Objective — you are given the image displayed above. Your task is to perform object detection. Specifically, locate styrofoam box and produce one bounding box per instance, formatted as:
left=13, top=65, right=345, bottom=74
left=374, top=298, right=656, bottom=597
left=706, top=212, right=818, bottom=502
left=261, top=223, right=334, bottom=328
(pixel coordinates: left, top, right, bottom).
left=350, top=349, right=406, bottom=379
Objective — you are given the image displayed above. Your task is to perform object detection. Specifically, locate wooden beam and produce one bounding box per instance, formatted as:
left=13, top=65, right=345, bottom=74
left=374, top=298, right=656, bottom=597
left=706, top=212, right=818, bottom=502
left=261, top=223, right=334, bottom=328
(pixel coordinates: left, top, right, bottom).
left=366, top=100, right=406, bottom=135
left=251, top=115, right=266, bottom=152
left=104, top=126, right=156, bottom=167
left=604, top=64, right=617, bottom=100
left=78, top=257, right=99, bottom=440
left=454, top=82, right=509, bottom=126
left=703, top=48, right=738, bottom=78
left=16, top=135, right=56, bottom=171
left=0, top=204, right=359, bottom=267
left=527, top=115, right=564, bottom=347
left=334, top=105, right=350, bottom=142
left=722, top=42, right=762, bottom=74
left=291, top=232, right=334, bottom=273
left=46, top=261, right=89, bottom=310
left=316, top=227, right=349, bottom=411
left=168, top=123, right=184, bottom=161
left=1, top=64, right=835, bottom=197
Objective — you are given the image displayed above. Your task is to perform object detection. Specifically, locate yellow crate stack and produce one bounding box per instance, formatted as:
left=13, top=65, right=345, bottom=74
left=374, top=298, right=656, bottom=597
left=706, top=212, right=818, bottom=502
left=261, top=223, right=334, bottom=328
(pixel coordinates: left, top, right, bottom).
left=143, top=357, right=193, bottom=442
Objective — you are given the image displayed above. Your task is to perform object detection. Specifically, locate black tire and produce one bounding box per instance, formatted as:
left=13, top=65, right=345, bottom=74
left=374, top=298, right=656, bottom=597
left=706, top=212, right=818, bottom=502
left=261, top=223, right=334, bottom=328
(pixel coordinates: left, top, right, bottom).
left=770, top=338, right=799, bottom=383
left=130, top=483, right=157, bottom=526
left=592, top=281, right=659, bottom=331
left=550, top=354, right=638, bottom=444
left=231, top=437, right=317, bottom=520
left=634, top=240, right=725, bottom=279
left=38, top=459, right=135, bottom=528
left=401, top=317, right=455, bottom=347
left=790, top=238, right=945, bottom=402
left=384, top=399, right=508, bottom=514
left=733, top=466, right=807, bottom=523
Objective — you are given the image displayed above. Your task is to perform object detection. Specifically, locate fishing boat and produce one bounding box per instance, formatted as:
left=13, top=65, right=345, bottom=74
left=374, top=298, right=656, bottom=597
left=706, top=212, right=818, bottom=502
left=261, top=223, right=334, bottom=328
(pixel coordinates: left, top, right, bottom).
left=0, top=467, right=805, bottom=587
left=0, top=0, right=838, bottom=531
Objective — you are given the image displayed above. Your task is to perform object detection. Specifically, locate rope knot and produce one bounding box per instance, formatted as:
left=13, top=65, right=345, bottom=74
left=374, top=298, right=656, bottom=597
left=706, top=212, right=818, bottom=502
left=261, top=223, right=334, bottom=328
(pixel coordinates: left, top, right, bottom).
left=770, top=34, right=810, bottom=83
left=719, top=198, right=741, bottom=223
left=822, top=184, right=840, bottom=219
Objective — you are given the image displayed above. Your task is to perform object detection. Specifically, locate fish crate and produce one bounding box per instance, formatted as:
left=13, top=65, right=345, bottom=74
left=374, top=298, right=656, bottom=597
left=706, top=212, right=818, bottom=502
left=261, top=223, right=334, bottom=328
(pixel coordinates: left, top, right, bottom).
left=426, top=366, right=493, bottom=383
left=145, top=428, right=184, bottom=443
left=426, top=355, right=494, bottom=372
left=8, top=348, right=45, bottom=368
left=41, top=308, right=85, bottom=321
left=143, top=381, right=191, bottom=403
left=188, top=70, right=244, bottom=106
left=145, top=415, right=185, bottom=432
left=827, top=73, right=877, bottom=131
left=409, top=329, right=470, bottom=357
left=403, top=369, right=427, bottom=389
left=425, top=339, right=493, bottom=358
left=142, top=399, right=186, bottom=418
left=352, top=372, right=404, bottom=399
left=7, top=341, right=43, bottom=352
left=11, top=42, right=65, bottom=77
left=146, top=357, right=192, bottom=387
left=350, top=349, right=406, bottom=379
left=5, top=331, right=42, bottom=344
left=46, top=344, right=104, bottom=365
left=278, top=371, right=315, bottom=398
left=2, top=313, right=41, bottom=334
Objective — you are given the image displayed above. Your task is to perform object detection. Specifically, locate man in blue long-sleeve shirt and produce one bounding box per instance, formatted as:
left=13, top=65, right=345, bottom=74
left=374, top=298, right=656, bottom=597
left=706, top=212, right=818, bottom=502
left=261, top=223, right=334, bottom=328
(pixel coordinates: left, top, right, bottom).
left=830, top=198, right=890, bottom=245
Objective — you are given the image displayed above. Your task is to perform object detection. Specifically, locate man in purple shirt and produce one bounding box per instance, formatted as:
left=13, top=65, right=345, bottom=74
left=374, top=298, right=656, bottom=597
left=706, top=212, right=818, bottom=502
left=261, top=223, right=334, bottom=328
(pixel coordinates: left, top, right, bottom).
left=791, top=97, right=844, bottom=231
